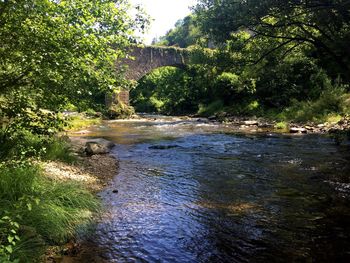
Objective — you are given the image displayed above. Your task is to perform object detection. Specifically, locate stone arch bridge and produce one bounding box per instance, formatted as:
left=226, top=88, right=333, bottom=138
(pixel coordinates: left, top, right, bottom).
left=109, top=45, right=190, bottom=106
left=122, top=45, right=189, bottom=81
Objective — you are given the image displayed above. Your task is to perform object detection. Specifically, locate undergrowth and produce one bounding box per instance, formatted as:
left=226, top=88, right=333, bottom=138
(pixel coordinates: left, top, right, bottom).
left=65, top=115, right=101, bottom=131
left=0, top=130, right=76, bottom=163
left=201, top=85, right=350, bottom=124
left=277, top=84, right=350, bottom=123
left=0, top=129, right=99, bottom=262
left=0, top=162, right=99, bottom=262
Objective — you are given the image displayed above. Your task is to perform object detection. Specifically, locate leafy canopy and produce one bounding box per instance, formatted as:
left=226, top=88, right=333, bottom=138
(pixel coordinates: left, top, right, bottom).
left=194, top=0, right=350, bottom=79
left=0, top=0, right=147, bottom=109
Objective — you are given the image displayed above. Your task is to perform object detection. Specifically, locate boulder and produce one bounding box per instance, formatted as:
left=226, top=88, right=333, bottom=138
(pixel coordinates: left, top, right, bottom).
left=85, top=138, right=115, bottom=155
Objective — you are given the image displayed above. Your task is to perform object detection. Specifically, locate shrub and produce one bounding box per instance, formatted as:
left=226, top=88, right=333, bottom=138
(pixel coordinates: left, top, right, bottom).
left=0, top=130, right=76, bottom=163
left=281, top=83, right=350, bottom=123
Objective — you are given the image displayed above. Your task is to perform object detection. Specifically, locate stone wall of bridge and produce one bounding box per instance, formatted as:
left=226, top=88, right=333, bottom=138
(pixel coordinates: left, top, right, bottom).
left=108, top=45, right=190, bottom=110
left=119, top=45, right=189, bottom=81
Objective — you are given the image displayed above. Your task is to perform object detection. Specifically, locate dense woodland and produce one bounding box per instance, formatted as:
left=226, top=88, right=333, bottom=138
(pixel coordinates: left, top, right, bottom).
left=0, top=0, right=350, bottom=262
left=133, top=0, right=350, bottom=122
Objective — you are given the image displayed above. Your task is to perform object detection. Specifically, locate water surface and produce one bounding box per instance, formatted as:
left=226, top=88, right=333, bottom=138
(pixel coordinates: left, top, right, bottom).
left=76, top=117, right=350, bottom=262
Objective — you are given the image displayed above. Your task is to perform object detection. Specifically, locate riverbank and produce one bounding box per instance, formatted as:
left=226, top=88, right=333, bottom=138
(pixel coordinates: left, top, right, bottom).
left=199, top=113, right=350, bottom=135
left=43, top=136, right=118, bottom=263
left=123, top=112, right=350, bottom=136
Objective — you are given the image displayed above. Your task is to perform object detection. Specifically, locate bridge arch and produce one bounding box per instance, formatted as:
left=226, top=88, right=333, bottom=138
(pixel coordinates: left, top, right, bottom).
left=121, top=46, right=189, bottom=81
left=109, top=45, right=189, bottom=108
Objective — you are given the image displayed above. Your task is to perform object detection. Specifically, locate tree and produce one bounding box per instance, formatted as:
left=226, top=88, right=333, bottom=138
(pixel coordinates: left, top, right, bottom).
left=195, top=0, right=350, bottom=80
left=157, top=15, right=202, bottom=48
left=0, top=0, right=147, bottom=110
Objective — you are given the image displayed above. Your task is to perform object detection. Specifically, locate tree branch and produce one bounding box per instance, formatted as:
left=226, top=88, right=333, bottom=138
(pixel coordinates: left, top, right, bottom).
left=253, top=39, right=294, bottom=65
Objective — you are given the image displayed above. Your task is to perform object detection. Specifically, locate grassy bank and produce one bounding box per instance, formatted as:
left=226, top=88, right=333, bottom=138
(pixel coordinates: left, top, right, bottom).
left=195, top=87, right=350, bottom=127
left=0, top=116, right=105, bottom=262
left=65, top=114, right=102, bottom=132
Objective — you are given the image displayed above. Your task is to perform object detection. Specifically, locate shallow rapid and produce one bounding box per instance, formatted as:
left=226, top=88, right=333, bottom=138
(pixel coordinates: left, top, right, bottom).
left=76, top=116, right=350, bottom=262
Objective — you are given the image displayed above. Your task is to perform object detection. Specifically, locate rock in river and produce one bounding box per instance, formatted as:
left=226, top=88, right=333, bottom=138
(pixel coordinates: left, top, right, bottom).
left=149, top=145, right=179, bottom=150
left=85, top=138, right=115, bottom=155
left=289, top=127, right=307, bottom=134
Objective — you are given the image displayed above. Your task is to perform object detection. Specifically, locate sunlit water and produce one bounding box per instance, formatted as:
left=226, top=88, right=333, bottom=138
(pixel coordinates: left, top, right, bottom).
left=74, top=117, right=350, bottom=262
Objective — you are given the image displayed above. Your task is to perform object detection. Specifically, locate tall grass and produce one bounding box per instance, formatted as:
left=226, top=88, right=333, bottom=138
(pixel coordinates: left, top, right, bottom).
left=0, top=129, right=99, bottom=262
left=0, top=162, right=100, bottom=262
left=43, top=137, right=77, bottom=163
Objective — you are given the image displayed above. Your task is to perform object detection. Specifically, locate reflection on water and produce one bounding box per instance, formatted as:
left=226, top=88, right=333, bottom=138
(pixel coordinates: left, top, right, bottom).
left=75, top=117, right=350, bottom=262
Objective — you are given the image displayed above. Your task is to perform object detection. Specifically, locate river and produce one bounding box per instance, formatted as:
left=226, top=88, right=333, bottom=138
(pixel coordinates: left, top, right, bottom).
left=73, top=116, right=350, bottom=262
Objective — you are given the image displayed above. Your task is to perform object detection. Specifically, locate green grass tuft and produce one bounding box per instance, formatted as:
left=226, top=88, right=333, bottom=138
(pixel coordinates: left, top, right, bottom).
left=0, top=162, right=100, bottom=262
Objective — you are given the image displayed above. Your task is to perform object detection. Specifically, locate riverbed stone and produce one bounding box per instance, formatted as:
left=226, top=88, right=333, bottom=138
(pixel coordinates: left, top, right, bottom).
left=290, top=127, right=307, bottom=133
left=85, top=139, right=115, bottom=155
left=149, top=145, right=179, bottom=150
left=243, top=120, right=259, bottom=125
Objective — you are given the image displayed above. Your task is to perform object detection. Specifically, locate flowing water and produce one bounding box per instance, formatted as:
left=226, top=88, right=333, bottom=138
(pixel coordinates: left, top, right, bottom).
left=74, top=117, right=350, bottom=263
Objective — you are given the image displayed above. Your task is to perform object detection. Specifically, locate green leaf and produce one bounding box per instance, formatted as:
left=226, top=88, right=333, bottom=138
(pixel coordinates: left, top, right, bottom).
left=5, top=245, right=13, bottom=254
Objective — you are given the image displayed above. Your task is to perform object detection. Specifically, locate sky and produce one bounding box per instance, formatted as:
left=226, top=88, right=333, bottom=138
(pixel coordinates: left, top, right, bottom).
left=130, top=0, right=197, bottom=44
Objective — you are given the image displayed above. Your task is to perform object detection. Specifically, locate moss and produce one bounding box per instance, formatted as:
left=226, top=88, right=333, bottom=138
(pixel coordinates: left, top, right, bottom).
left=275, top=121, right=288, bottom=130
left=107, top=102, right=135, bottom=119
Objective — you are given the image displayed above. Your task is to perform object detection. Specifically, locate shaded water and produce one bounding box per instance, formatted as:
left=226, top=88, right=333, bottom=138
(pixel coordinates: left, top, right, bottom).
left=77, top=117, right=350, bottom=262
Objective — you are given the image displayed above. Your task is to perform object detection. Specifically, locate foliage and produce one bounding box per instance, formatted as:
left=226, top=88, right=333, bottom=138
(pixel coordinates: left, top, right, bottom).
left=0, top=0, right=148, bottom=132
left=131, top=66, right=210, bottom=115
left=274, top=121, right=288, bottom=130
left=156, top=15, right=203, bottom=47
left=0, top=161, right=99, bottom=262
left=137, top=1, right=350, bottom=122
left=198, top=100, right=224, bottom=117
left=194, top=0, right=350, bottom=80
left=107, top=102, right=135, bottom=119
left=278, top=84, right=350, bottom=123
left=0, top=89, right=66, bottom=137
left=65, top=115, right=101, bottom=132
left=0, top=128, right=76, bottom=163
left=43, top=137, right=77, bottom=163
left=0, top=0, right=145, bottom=95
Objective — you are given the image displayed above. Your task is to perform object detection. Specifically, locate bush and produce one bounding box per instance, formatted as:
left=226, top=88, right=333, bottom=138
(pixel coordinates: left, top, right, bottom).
left=280, top=83, right=350, bottom=123
left=0, top=130, right=76, bottom=163
left=107, top=102, right=135, bottom=119
left=0, top=90, right=66, bottom=136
